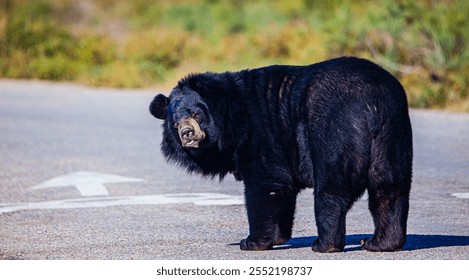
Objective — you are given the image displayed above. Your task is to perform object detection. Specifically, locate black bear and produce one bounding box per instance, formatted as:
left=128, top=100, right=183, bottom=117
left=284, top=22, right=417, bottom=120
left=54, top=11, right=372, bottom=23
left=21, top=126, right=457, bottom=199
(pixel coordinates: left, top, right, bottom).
left=149, top=57, right=412, bottom=252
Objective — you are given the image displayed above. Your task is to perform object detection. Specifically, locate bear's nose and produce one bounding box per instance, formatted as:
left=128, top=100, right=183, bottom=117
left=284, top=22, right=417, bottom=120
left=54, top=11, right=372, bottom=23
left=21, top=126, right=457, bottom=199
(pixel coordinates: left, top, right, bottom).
left=177, top=117, right=205, bottom=148
left=180, top=127, right=194, bottom=139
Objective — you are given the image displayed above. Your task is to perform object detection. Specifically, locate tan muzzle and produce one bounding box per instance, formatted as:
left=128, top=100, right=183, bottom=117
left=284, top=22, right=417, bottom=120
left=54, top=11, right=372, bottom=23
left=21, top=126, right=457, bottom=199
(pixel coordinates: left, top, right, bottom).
left=177, top=118, right=205, bottom=148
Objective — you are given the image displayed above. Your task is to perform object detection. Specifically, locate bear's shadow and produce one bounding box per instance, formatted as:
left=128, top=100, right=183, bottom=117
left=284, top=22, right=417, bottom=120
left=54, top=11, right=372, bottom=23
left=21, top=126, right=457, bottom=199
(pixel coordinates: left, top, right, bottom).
left=230, top=234, right=469, bottom=252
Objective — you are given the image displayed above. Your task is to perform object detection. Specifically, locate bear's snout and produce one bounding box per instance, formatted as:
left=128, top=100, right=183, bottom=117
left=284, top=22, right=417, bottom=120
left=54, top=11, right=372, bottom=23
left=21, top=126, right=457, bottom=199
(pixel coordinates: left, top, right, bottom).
left=177, top=118, right=205, bottom=148
left=180, top=127, right=194, bottom=139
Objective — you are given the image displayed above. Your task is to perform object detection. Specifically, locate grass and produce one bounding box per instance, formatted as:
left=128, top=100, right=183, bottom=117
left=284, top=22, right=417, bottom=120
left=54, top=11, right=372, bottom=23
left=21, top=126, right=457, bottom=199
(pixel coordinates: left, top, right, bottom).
left=0, top=0, right=468, bottom=112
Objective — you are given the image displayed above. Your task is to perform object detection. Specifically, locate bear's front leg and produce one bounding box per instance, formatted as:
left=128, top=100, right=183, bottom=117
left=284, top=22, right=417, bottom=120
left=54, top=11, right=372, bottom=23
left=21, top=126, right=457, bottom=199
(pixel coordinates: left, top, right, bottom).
left=240, top=185, right=297, bottom=251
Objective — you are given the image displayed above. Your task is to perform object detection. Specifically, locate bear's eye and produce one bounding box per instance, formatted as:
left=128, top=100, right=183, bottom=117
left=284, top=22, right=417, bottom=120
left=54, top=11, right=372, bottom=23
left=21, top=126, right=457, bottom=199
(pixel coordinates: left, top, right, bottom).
left=173, top=122, right=179, bottom=128
left=192, top=112, right=201, bottom=122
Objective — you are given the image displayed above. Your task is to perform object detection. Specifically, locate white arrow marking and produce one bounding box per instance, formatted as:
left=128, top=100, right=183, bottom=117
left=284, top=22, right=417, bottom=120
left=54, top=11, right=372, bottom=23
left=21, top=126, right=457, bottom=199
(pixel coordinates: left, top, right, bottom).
left=31, top=171, right=144, bottom=196
left=360, top=191, right=369, bottom=200
left=0, top=193, right=244, bottom=214
left=452, top=193, right=469, bottom=199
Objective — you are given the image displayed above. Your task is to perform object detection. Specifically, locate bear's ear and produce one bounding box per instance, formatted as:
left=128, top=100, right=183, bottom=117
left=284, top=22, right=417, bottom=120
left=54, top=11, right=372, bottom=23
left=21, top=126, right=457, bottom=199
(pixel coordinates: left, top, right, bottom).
left=149, top=94, right=170, bottom=119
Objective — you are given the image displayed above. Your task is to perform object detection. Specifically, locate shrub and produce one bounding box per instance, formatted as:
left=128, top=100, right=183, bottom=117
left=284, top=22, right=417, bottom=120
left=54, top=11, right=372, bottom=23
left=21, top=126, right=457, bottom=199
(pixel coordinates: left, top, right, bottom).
left=0, top=0, right=468, bottom=111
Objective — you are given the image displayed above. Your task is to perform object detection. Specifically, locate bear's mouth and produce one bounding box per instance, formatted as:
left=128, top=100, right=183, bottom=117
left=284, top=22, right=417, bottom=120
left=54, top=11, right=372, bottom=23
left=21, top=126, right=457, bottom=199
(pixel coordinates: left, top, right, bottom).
left=177, top=118, right=205, bottom=148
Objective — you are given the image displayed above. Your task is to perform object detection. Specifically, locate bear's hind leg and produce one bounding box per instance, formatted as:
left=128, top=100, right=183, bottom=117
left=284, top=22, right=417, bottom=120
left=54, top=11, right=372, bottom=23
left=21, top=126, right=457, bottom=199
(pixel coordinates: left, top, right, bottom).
left=361, top=186, right=409, bottom=252
left=312, top=192, right=350, bottom=253
left=240, top=187, right=298, bottom=251
left=363, top=121, right=412, bottom=252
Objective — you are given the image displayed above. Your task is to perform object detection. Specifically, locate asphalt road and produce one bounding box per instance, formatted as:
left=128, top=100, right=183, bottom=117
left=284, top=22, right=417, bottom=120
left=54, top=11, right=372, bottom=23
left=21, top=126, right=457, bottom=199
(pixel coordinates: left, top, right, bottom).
left=0, top=80, right=468, bottom=260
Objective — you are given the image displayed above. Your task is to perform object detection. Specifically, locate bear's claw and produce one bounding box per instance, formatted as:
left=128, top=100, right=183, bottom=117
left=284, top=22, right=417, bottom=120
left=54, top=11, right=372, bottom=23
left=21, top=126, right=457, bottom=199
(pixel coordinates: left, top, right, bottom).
left=240, top=239, right=273, bottom=251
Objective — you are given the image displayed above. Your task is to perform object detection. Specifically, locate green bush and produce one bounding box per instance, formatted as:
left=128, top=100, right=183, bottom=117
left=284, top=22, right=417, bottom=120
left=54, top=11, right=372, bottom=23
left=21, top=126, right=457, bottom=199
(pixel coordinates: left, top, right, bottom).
left=0, top=0, right=468, bottom=111
left=2, top=0, right=78, bottom=80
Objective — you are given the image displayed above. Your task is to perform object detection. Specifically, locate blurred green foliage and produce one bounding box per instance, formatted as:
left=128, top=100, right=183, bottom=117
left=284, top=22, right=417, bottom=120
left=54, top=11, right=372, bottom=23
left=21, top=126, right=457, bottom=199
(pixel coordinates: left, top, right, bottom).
left=1, top=0, right=468, bottom=111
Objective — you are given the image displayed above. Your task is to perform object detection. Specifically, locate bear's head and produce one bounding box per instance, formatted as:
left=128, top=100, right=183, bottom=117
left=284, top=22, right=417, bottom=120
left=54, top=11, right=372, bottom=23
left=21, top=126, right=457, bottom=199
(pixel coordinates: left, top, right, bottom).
left=149, top=73, right=246, bottom=179
left=149, top=87, right=218, bottom=150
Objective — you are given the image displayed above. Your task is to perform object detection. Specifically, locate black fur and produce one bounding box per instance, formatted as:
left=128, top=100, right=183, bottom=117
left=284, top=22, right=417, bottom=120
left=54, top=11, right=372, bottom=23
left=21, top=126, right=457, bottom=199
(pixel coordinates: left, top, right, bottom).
left=149, top=56, right=413, bottom=252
